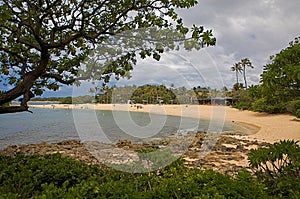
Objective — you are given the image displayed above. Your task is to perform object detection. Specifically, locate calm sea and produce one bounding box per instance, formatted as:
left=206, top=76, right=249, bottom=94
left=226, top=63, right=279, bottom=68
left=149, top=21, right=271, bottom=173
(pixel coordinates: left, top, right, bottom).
left=0, top=106, right=243, bottom=149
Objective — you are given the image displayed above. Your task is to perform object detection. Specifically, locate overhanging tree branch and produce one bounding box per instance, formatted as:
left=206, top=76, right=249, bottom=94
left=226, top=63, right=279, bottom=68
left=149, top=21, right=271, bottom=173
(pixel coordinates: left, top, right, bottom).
left=0, top=0, right=215, bottom=114
left=0, top=106, right=33, bottom=114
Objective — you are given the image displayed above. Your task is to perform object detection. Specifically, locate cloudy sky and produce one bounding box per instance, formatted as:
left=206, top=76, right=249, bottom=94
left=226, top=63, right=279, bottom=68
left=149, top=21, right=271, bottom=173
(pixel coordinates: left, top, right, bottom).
left=45, top=0, right=300, bottom=97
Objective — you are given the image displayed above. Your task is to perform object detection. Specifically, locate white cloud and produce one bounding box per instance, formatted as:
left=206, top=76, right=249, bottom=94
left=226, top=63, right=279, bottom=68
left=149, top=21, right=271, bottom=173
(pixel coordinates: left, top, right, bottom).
left=116, top=0, right=300, bottom=90
left=174, top=0, right=300, bottom=88
left=43, top=0, right=300, bottom=96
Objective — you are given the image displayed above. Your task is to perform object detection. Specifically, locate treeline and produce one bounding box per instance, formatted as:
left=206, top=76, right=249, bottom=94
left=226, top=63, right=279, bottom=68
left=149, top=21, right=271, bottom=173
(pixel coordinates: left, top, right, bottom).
left=93, top=85, right=179, bottom=104
left=59, top=96, right=95, bottom=104
left=94, top=84, right=224, bottom=104
left=229, top=37, right=300, bottom=118
left=31, top=97, right=60, bottom=101
left=37, top=85, right=224, bottom=105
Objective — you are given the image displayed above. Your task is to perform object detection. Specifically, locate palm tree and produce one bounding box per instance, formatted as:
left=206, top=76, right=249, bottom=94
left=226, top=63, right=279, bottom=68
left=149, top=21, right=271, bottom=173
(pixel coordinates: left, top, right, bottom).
left=231, top=63, right=242, bottom=85
left=240, top=58, right=254, bottom=89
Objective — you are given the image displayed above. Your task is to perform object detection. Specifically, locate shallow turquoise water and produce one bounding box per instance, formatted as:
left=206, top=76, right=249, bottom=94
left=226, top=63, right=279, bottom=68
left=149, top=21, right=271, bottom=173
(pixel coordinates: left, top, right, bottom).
left=0, top=107, right=242, bottom=149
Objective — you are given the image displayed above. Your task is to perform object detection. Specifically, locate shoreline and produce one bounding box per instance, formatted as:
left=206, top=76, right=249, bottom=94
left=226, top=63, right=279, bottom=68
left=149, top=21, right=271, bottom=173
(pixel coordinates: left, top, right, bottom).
left=0, top=133, right=271, bottom=175
left=2, top=103, right=298, bottom=173
left=29, top=103, right=300, bottom=143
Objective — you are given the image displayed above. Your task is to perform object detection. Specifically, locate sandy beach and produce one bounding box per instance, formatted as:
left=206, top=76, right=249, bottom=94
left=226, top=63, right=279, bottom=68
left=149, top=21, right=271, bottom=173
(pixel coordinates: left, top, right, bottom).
left=29, top=103, right=300, bottom=143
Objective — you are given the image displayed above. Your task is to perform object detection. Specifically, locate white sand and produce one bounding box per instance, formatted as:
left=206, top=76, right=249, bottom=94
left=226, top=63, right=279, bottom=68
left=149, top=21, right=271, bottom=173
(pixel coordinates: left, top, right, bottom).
left=29, top=104, right=300, bottom=143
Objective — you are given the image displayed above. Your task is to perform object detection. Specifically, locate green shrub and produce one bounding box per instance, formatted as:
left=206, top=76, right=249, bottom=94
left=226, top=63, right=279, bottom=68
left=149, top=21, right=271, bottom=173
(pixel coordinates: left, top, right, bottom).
left=248, top=140, right=300, bottom=197
left=251, top=98, right=286, bottom=113
left=286, top=100, right=300, bottom=114
left=285, top=100, right=300, bottom=117
left=295, top=109, right=300, bottom=118
left=59, top=96, right=73, bottom=104
left=0, top=152, right=271, bottom=198
left=232, top=100, right=252, bottom=110
left=0, top=153, right=102, bottom=198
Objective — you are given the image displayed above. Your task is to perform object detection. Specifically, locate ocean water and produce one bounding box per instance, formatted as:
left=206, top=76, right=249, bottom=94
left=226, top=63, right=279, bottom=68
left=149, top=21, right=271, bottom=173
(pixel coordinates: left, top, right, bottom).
left=0, top=107, right=243, bottom=149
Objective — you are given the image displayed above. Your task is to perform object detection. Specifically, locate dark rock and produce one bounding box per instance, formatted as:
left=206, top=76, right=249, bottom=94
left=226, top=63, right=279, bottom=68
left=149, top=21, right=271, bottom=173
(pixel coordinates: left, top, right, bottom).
left=115, top=140, right=132, bottom=148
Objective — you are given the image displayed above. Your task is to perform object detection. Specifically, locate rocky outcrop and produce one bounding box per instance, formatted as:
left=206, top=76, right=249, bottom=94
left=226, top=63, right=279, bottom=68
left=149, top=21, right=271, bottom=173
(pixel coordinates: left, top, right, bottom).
left=0, top=133, right=270, bottom=176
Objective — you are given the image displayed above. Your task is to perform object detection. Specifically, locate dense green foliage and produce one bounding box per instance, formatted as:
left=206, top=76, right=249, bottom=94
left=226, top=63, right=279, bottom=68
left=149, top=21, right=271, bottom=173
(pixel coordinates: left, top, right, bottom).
left=130, top=84, right=178, bottom=104
left=0, top=153, right=269, bottom=198
left=1, top=140, right=300, bottom=198
left=91, top=84, right=211, bottom=104
left=59, top=95, right=95, bottom=104
left=248, top=140, right=300, bottom=197
left=286, top=100, right=300, bottom=118
left=0, top=0, right=215, bottom=113
left=261, top=38, right=300, bottom=103
left=251, top=38, right=300, bottom=114
left=34, top=84, right=216, bottom=105
left=0, top=153, right=101, bottom=198
left=31, top=97, right=60, bottom=102
left=230, top=37, right=300, bottom=116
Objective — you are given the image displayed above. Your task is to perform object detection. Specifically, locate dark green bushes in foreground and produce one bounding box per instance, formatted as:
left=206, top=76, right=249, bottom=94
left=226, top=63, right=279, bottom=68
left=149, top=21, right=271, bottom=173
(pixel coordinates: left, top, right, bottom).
left=248, top=140, right=300, bottom=197
left=1, top=140, right=299, bottom=198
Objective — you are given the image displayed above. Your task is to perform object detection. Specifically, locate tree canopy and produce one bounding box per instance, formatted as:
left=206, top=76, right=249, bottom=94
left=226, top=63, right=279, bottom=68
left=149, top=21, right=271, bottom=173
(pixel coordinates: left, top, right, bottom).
left=0, top=0, right=215, bottom=114
left=231, top=63, right=242, bottom=85
left=230, top=58, right=253, bottom=89
left=229, top=37, right=300, bottom=115
left=130, top=84, right=177, bottom=104
left=261, top=37, right=300, bottom=104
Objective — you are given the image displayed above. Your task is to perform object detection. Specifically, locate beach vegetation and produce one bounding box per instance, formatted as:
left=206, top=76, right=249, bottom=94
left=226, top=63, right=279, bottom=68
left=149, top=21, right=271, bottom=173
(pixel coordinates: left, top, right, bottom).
left=251, top=98, right=287, bottom=114
left=286, top=100, right=300, bottom=116
left=59, top=95, right=94, bottom=104
left=231, top=63, right=243, bottom=85
left=0, top=0, right=215, bottom=114
left=82, top=84, right=212, bottom=105
left=230, top=58, right=254, bottom=90
left=295, top=109, right=300, bottom=118
left=230, top=85, right=261, bottom=110
left=256, top=37, right=300, bottom=115
left=130, top=84, right=178, bottom=104
left=0, top=153, right=269, bottom=198
left=261, top=37, right=300, bottom=104
left=240, top=58, right=254, bottom=89
left=248, top=140, right=300, bottom=197
left=31, top=97, right=60, bottom=102
left=230, top=37, right=300, bottom=117
left=231, top=89, right=254, bottom=110
left=1, top=140, right=299, bottom=198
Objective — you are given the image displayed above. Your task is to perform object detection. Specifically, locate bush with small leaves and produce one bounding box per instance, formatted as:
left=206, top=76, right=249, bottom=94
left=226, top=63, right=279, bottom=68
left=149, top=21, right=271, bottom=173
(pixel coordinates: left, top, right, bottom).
left=251, top=98, right=287, bottom=113
left=295, top=109, right=300, bottom=118
left=248, top=140, right=300, bottom=197
left=0, top=152, right=270, bottom=198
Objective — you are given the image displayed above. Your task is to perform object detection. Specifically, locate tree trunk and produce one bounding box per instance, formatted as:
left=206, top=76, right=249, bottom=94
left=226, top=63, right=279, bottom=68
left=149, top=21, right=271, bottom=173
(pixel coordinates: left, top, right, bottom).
left=0, top=50, right=49, bottom=114
left=243, top=66, right=247, bottom=89
left=0, top=106, right=32, bottom=114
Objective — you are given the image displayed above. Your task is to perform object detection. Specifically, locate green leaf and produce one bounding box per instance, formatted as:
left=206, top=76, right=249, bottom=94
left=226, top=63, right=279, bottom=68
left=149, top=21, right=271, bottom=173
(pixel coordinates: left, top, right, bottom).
left=153, top=52, right=161, bottom=61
